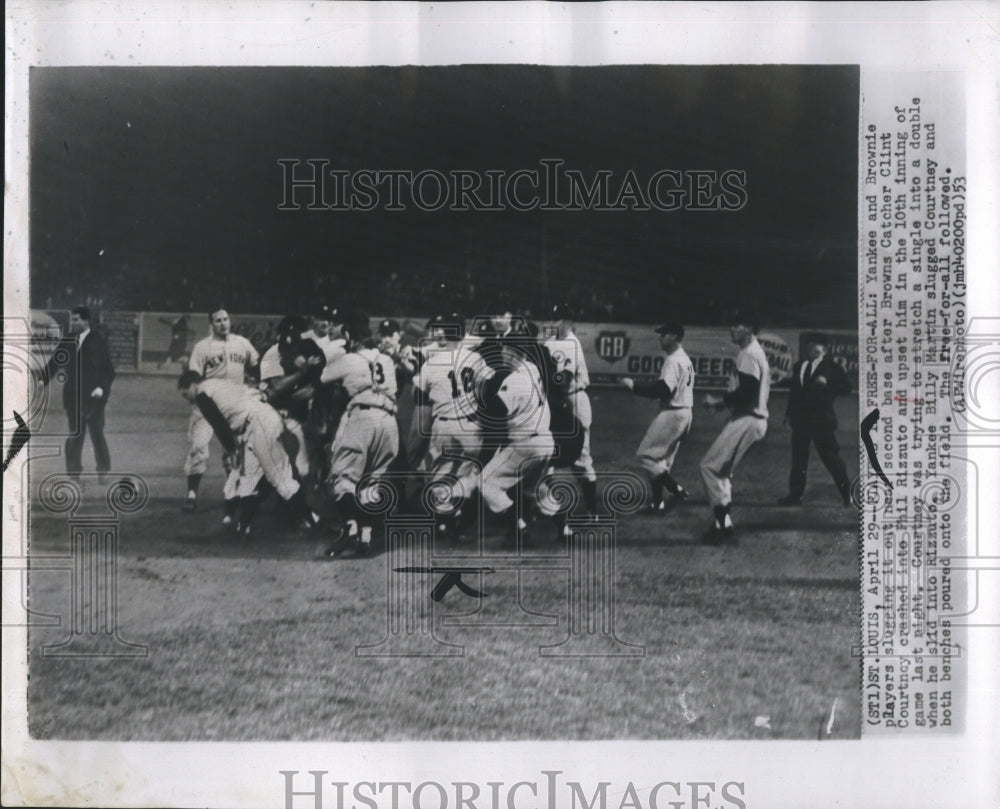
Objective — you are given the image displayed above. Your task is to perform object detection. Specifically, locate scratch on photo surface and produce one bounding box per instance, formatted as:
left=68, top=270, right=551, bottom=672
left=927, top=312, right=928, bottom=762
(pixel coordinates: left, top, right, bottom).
left=678, top=692, right=697, bottom=724
left=826, top=697, right=839, bottom=735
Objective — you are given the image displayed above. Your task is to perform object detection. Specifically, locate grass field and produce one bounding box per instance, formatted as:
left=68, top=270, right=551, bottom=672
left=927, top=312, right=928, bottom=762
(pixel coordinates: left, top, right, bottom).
left=25, top=375, right=862, bottom=740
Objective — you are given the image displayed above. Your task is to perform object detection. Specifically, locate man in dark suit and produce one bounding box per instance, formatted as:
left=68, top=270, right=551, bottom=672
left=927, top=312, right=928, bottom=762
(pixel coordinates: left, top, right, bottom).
left=40, top=306, right=116, bottom=478
left=778, top=332, right=852, bottom=507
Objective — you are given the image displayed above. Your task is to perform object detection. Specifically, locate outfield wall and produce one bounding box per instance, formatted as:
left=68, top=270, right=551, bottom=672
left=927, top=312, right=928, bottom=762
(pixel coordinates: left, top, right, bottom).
left=31, top=310, right=858, bottom=391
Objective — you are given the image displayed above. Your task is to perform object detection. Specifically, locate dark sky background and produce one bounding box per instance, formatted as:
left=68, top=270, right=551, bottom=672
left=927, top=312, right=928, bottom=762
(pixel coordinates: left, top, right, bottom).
left=30, top=65, right=858, bottom=325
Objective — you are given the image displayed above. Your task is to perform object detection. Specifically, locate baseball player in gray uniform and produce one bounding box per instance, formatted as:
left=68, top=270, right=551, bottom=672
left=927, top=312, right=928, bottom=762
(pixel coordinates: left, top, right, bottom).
left=620, top=321, right=694, bottom=512
left=545, top=304, right=598, bottom=516
left=177, top=370, right=318, bottom=534
left=318, top=314, right=400, bottom=558
left=699, top=312, right=770, bottom=543
left=183, top=307, right=259, bottom=513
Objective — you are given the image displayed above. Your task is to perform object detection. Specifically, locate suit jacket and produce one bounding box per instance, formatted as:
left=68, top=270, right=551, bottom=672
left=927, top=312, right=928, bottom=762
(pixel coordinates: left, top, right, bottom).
left=786, top=354, right=851, bottom=431
left=47, top=330, right=116, bottom=411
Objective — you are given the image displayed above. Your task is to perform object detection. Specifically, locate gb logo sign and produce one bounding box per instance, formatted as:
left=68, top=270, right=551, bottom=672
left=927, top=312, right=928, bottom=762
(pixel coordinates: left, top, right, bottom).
left=595, top=331, right=630, bottom=365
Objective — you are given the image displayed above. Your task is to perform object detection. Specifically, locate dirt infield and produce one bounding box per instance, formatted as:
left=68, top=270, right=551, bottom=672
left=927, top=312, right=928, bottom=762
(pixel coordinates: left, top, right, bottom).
left=26, top=376, right=861, bottom=740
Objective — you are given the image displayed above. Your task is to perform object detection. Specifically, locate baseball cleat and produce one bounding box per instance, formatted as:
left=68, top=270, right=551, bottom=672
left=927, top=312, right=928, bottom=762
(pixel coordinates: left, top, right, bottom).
left=182, top=498, right=197, bottom=513
left=221, top=515, right=233, bottom=526
left=646, top=501, right=667, bottom=514
left=664, top=489, right=690, bottom=511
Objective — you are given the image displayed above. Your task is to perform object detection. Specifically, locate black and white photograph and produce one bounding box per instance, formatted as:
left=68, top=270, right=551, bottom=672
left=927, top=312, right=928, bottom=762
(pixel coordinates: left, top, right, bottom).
left=3, top=3, right=998, bottom=808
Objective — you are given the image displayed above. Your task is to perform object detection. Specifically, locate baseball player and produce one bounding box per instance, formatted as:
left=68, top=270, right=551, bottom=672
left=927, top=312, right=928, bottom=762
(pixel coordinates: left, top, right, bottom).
left=620, top=321, right=694, bottom=512
left=317, top=313, right=400, bottom=559
left=259, top=315, right=326, bottom=490
left=183, top=307, right=259, bottom=513
left=413, top=314, right=496, bottom=539
left=177, top=370, right=318, bottom=534
left=699, top=312, right=770, bottom=543
left=449, top=334, right=559, bottom=539
left=302, top=304, right=348, bottom=366
left=545, top=303, right=598, bottom=516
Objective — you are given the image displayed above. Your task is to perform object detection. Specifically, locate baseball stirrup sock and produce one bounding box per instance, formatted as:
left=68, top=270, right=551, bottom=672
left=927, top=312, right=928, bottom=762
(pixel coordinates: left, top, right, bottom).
left=286, top=489, right=314, bottom=523
left=650, top=473, right=665, bottom=505
left=336, top=491, right=359, bottom=522
left=186, top=474, right=202, bottom=497
left=239, top=494, right=261, bottom=527
left=224, top=498, right=240, bottom=519
left=660, top=472, right=682, bottom=496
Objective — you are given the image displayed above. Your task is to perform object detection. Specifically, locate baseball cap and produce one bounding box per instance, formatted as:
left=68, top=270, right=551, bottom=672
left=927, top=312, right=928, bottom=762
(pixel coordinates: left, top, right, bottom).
left=278, top=314, right=306, bottom=336
left=313, top=304, right=331, bottom=322
left=802, top=331, right=829, bottom=346
left=378, top=318, right=401, bottom=337
left=654, top=321, right=685, bottom=339
left=342, top=310, right=371, bottom=341
left=551, top=303, right=574, bottom=320
left=728, top=308, right=761, bottom=332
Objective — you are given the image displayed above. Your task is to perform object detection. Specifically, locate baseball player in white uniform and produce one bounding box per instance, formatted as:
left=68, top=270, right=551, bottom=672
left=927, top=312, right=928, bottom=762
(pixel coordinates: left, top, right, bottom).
left=317, top=314, right=400, bottom=558
left=620, top=321, right=694, bottom=512
left=183, top=307, right=259, bottom=513
left=699, top=313, right=770, bottom=543
left=415, top=315, right=493, bottom=480
left=177, top=370, right=318, bottom=534
left=302, top=304, right=348, bottom=366
left=545, top=304, right=598, bottom=516
left=448, top=335, right=559, bottom=539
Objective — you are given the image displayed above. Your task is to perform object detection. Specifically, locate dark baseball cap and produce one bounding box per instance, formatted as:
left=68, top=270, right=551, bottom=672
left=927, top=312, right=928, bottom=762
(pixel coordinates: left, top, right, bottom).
left=728, top=309, right=760, bottom=332
left=378, top=318, right=401, bottom=337
left=312, top=304, right=332, bottom=321
left=802, top=331, right=829, bottom=346
left=654, top=321, right=685, bottom=339
left=551, top=303, right=574, bottom=320
left=278, top=314, right=306, bottom=336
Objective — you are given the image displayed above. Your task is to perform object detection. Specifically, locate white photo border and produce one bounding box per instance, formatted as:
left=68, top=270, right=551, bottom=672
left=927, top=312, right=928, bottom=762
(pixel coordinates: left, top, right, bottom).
left=4, top=3, right=999, bottom=808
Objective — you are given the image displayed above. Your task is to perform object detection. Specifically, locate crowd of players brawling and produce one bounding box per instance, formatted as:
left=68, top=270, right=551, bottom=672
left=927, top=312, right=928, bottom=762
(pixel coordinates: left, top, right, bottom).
left=175, top=303, right=853, bottom=557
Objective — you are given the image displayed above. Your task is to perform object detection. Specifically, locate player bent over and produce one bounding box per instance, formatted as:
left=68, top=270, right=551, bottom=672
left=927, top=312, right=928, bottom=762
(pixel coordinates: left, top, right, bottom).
left=449, top=336, right=560, bottom=541
left=177, top=371, right=319, bottom=535
left=699, top=313, right=770, bottom=543
left=183, top=306, right=259, bottom=513
left=620, top=321, right=694, bottom=512
left=316, top=314, right=400, bottom=559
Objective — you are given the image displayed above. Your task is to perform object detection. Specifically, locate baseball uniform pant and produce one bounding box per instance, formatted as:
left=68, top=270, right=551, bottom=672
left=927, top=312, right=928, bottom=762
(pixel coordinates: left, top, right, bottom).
left=407, top=402, right=433, bottom=471
left=183, top=406, right=214, bottom=477
left=245, top=402, right=301, bottom=501
left=426, top=416, right=483, bottom=483
left=472, top=433, right=556, bottom=515
left=700, top=415, right=767, bottom=508
left=64, top=400, right=111, bottom=475
left=223, top=433, right=265, bottom=500
left=281, top=416, right=310, bottom=480
left=567, top=390, right=596, bottom=481
left=329, top=406, right=400, bottom=501
left=637, top=408, right=692, bottom=477
left=788, top=424, right=850, bottom=499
